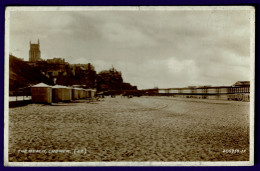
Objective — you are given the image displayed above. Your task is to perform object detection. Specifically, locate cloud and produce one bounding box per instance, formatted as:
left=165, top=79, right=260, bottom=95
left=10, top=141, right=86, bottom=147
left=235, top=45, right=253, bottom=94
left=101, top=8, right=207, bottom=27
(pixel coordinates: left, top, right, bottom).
left=9, top=9, right=252, bottom=89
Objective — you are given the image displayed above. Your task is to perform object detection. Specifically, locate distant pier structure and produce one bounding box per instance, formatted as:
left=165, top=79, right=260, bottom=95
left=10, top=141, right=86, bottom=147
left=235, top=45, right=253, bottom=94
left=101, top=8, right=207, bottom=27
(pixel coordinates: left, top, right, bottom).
left=153, top=81, right=250, bottom=101
left=29, top=39, right=41, bottom=62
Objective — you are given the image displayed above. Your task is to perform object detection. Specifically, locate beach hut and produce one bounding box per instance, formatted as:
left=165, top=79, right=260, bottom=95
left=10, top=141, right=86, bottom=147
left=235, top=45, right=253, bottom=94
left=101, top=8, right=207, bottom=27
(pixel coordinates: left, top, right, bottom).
left=67, top=87, right=72, bottom=100
left=78, top=88, right=84, bottom=99
left=76, top=88, right=81, bottom=99
left=91, top=89, right=96, bottom=98
left=81, top=89, right=85, bottom=98
left=85, top=89, right=91, bottom=98
left=31, top=83, right=52, bottom=104
left=83, top=89, right=88, bottom=98
left=72, top=88, right=79, bottom=100
left=77, top=88, right=81, bottom=99
left=52, top=85, right=72, bottom=102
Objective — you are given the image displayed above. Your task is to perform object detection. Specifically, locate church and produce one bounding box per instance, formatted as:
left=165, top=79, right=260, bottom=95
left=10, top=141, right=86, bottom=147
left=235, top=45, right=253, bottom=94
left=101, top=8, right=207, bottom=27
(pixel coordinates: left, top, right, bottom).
left=29, top=39, right=41, bottom=62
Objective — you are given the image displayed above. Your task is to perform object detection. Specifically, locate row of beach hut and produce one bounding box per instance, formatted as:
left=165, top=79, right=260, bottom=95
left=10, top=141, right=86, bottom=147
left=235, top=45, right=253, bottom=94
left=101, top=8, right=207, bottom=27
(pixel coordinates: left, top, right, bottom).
left=31, top=83, right=96, bottom=104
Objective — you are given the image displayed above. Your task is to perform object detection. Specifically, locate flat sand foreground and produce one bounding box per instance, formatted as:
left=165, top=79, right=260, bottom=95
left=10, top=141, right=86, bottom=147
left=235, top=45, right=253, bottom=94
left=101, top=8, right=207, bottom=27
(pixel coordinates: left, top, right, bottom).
left=8, top=96, right=250, bottom=162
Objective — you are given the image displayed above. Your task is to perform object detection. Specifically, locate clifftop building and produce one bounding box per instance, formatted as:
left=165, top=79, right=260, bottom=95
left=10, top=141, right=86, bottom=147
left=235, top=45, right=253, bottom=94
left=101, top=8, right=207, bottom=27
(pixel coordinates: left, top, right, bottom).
left=47, top=58, right=66, bottom=64
left=29, top=39, right=41, bottom=62
left=232, top=81, right=250, bottom=87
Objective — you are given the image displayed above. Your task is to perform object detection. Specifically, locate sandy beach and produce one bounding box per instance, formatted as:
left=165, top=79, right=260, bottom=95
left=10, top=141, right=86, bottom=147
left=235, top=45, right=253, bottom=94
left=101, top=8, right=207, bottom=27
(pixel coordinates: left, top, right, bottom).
left=8, top=96, right=250, bottom=162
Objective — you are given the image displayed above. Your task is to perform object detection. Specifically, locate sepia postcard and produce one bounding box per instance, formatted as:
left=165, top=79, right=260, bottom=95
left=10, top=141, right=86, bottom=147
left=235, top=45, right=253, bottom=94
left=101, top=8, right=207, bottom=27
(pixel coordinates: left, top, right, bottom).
left=4, top=6, right=255, bottom=166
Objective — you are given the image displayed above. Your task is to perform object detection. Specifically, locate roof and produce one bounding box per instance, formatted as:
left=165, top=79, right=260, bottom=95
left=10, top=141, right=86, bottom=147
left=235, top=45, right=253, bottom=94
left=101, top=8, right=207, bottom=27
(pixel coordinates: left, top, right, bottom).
left=74, top=88, right=83, bottom=90
left=52, top=85, right=68, bottom=89
left=32, top=83, right=51, bottom=88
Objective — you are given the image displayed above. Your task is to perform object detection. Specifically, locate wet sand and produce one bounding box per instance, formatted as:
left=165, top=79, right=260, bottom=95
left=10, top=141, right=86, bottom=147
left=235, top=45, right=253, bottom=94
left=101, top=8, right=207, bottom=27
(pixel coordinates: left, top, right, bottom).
left=8, top=96, right=250, bottom=162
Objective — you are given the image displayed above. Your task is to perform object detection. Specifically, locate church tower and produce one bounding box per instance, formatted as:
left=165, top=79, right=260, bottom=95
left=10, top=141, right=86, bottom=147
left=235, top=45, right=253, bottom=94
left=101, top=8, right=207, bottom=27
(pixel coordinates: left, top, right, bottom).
left=29, top=39, right=41, bottom=62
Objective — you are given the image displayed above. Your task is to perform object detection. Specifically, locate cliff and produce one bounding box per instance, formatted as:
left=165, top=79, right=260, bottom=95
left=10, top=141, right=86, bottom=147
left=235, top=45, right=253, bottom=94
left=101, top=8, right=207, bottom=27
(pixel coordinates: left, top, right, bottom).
left=9, top=55, right=53, bottom=91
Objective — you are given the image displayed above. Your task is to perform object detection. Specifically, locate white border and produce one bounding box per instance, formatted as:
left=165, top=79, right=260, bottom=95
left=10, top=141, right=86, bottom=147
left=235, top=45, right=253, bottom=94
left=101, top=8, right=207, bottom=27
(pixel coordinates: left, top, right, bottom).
left=4, top=6, right=255, bottom=167
left=3, top=161, right=254, bottom=167
left=249, top=7, right=255, bottom=166
left=4, top=6, right=255, bottom=11
left=4, top=6, right=10, bottom=167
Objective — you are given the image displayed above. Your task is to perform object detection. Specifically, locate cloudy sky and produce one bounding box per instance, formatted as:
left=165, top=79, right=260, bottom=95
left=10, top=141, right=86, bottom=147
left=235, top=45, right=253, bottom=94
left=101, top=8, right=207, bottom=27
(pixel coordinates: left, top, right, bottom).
left=8, top=8, right=253, bottom=89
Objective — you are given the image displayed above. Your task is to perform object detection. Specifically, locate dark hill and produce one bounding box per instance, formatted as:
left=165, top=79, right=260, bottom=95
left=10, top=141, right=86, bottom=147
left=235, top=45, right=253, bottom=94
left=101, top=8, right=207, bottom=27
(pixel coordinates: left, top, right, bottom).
left=9, top=55, right=53, bottom=91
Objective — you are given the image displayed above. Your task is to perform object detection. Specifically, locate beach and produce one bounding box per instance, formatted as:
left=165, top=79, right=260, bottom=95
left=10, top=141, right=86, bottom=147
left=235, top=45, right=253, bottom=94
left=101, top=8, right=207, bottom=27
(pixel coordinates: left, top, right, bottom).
left=8, top=96, right=250, bottom=162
